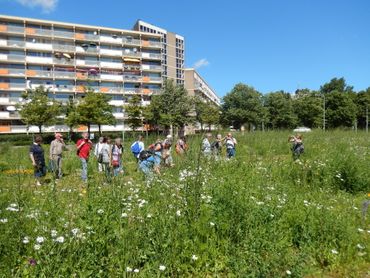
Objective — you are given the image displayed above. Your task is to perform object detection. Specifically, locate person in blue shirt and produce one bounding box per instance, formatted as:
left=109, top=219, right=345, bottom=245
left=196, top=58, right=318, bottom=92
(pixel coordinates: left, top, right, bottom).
left=29, top=135, right=46, bottom=186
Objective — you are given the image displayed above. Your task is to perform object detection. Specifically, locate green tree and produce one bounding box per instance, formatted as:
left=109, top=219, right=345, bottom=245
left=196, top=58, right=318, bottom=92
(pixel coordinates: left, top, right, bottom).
left=293, top=89, right=323, bottom=128
left=125, top=94, right=143, bottom=131
left=221, top=83, right=264, bottom=130
left=64, top=97, right=80, bottom=135
left=146, top=79, right=192, bottom=135
left=355, top=88, right=370, bottom=129
left=265, top=91, right=297, bottom=129
left=193, top=97, right=220, bottom=131
left=320, top=78, right=357, bottom=128
left=76, top=88, right=116, bottom=135
left=18, top=86, right=62, bottom=134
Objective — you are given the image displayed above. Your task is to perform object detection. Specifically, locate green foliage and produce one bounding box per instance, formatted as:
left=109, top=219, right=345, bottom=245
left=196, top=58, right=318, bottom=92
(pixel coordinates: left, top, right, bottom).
left=265, top=91, right=297, bottom=129
left=125, top=95, right=143, bottom=131
left=355, top=88, right=370, bottom=129
left=193, top=97, right=220, bottom=130
left=18, top=86, right=62, bottom=134
left=75, top=88, right=116, bottom=134
left=293, top=89, right=323, bottom=128
left=325, top=91, right=357, bottom=128
left=222, top=83, right=264, bottom=129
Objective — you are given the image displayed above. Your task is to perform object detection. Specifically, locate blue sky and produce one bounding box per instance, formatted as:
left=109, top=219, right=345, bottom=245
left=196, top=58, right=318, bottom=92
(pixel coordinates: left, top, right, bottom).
left=1, top=0, right=370, bottom=97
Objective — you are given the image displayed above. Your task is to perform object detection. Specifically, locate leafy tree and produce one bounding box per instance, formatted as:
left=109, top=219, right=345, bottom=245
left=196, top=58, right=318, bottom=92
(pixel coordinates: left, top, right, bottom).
left=146, top=79, right=192, bottom=135
left=76, top=88, right=116, bottom=135
left=320, top=78, right=357, bottom=128
left=64, top=97, right=80, bottom=134
left=293, top=89, right=323, bottom=128
left=265, top=91, right=297, bottom=129
left=18, top=86, right=62, bottom=134
left=355, top=88, right=370, bottom=129
left=221, top=83, right=264, bottom=130
left=125, top=94, right=143, bottom=131
left=194, top=97, right=220, bottom=130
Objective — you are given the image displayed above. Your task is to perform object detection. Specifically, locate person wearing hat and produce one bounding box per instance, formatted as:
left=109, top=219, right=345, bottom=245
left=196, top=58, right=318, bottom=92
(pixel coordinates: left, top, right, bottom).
left=49, top=132, right=66, bottom=180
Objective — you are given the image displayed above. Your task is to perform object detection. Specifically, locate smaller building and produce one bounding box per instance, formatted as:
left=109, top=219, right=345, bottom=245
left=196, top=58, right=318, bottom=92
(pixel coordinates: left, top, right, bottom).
left=184, top=68, right=220, bottom=106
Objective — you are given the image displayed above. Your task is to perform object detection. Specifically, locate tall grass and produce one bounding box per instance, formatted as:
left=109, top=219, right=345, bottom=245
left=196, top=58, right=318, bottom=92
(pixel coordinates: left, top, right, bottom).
left=0, top=130, right=369, bottom=277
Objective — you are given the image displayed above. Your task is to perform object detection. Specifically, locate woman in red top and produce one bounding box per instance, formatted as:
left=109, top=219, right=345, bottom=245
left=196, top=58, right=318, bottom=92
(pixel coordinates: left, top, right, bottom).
left=76, top=132, right=92, bottom=182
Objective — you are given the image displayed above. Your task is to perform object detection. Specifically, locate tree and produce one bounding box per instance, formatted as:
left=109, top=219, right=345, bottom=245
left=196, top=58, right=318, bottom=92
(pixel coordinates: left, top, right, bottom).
left=18, top=86, right=62, bottom=134
left=320, top=78, right=357, bottom=128
left=293, top=89, right=323, bottom=128
left=355, top=88, right=370, bottom=129
left=76, top=88, right=116, bottom=135
left=146, top=79, right=192, bottom=135
left=221, top=83, right=264, bottom=130
left=125, top=94, right=143, bottom=131
left=193, top=97, right=220, bottom=131
left=265, top=91, right=297, bottom=129
left=64, top=97, right=80, bottom=134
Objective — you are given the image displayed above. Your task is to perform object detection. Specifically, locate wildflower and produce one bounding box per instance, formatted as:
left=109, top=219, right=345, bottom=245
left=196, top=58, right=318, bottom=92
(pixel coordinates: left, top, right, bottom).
left=34, top=244, right=41, bottom=250
left=176, top=210, right=181, bottom=217
left=22, top=236, right=30, bottom=244
left=71, top=228, right=80, bottom=236
left=159, top=265, right=166, bottom=271
left=331, top=249, right=339, bottom=255
left=6, top=206, right=19, bottom=212
left=133, top=269, right=139, bottom=273
left=28, top=258, right=37, bottom=266
left=357, top=228, right=364, bottom=233
left=121, top=213, right=128, bottom=218
left=256, top=201, right=264, bottom=205
left=191, top=255, right=198, bottom=261
left=286, top=270, right=292, bottom=275
left=210, top=222, right=215, bottom=226
left=126, top=267, right=133, bottom=272
left=147, top=214, right=152, bottom=218
left=36, top=236, right=45, bottom=243
left=97, top=209, right=104, bottom=214
left=55, top=236, right=65, bottom=243
left=357, top=244, right=365, bottom=250
left=0, top=218, right=8, bottom=223
left=51, top=230, right=58, bottom=237
left=270, top=214, right=275, bottom=219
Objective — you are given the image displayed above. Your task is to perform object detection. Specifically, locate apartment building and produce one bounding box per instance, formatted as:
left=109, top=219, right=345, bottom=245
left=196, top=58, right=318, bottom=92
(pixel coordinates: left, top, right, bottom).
left=0, top=15, right=163, bottom=133
left=184, top=68, right=221, bottom=107
left=133, top=20, right=185, bottom=85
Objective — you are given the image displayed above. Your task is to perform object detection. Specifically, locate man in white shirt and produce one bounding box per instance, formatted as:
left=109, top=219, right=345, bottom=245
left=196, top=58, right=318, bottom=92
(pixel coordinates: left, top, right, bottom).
left=94, top=137, right=104, bottom=172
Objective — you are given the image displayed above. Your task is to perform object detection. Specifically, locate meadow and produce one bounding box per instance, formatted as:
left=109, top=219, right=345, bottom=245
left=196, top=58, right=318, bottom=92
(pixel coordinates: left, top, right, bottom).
left=0, top=130, right=369, bottom=277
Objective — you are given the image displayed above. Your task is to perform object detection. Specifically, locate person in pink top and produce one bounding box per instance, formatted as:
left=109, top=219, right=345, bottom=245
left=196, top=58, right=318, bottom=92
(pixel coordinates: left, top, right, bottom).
left=76, top=132, right=92, bottom=182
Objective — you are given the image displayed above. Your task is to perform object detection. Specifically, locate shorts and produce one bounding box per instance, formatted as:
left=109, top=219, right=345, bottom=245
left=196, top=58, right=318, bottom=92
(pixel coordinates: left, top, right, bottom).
left=34, top=165, right=46, bottom=178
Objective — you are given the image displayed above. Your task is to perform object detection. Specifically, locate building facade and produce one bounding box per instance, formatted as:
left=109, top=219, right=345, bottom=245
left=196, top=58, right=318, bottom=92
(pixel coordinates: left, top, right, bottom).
left=0, top=15, right=217, bottom=134
left=184, top=68, right=220, bottom=106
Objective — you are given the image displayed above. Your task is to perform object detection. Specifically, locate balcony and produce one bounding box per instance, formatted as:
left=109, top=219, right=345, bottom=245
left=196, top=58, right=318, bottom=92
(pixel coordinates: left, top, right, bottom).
left=0, top=68, right=25, bottom=76
left=53, top=44, right=76, bottom=52
left=100, top=87, right=124, bottom=94
left=141, top=53, right=162, bottom=60
left=100, top=35, right=122, bottom=44
left=141, top=40, right=162, bottom=48
left=55, top=84, right=75, bottom=92
left=141, top=64, right=162, bottom=71
left=53, top=58, right=75, bottom=66
left=25, top=28, right=53, bottom=37
left=100, top=61, right=122, bottom=69
left=55, top=71, right=75, bottom=79
left=76, top=60, right=99, bottom=67
left=123, top=38, right=141, bottom=46
left=0, top=25, right=24, bottom=34
left=0, top=39, right=25, bottom=49
left=0, top=82, right=25, bottom=90
left=124, top=88, right=141, bottom=94
left=100, top=49, right=122, bottom=57
left=123, top=75, right=141, bottom=82
left=100, top=74, right=123, bottom=81
left=53, top=30, right=75, bottom=39
left=122, top=51, right=141, bottom=58
left=75, top=33, right=99, bottom=41
left=26, top=69, right=52, bottom=78
left=26, top=42, right=53, bottom=51
left=143, top=76, right=162, bottom=82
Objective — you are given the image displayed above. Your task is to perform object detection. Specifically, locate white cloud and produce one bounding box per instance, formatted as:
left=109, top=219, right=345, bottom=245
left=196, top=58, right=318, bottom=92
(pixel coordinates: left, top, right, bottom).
left=194, top=58, right=209, bottom=69
left=15, top=0, right=58, bottom=13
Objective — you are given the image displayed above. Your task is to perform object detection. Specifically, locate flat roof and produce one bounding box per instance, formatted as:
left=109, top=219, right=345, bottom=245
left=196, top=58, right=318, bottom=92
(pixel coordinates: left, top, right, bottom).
left=0, top=14, right=161, bottom=37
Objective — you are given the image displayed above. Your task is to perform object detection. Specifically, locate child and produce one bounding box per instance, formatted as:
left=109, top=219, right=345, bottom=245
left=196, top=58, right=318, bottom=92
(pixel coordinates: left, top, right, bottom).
left=289, top=134, right=304, bottom=160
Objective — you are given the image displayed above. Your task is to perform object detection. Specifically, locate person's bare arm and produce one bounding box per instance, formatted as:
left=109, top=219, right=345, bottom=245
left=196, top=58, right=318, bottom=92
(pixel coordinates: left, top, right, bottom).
left=29, top=153, right=36, bottom=166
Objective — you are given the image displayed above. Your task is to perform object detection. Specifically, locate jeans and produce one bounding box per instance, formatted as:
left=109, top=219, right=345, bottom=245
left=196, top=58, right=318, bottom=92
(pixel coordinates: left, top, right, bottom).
left=34, top=164, right=46, bottom=178
left=102, top=163, right=112, bottom=182
left=80, top=158, right=88, bottom=181
left=227, top=148, right=235, bottom=158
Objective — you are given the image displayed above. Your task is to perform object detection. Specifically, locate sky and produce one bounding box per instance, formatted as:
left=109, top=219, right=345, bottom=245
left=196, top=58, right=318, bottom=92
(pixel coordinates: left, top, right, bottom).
left=1, top=0, right=370, bottom=97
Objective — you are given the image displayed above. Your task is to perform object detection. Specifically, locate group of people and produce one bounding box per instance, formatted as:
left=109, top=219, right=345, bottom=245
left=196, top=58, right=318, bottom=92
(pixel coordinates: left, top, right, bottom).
left=28, top=131, right=305, bottom=185
left=202, top=132, right=238, bottom=159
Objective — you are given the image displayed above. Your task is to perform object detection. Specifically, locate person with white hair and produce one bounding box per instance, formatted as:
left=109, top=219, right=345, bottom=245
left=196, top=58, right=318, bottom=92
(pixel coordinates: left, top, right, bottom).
left=94, top=137, right=104, bottom=172
left=49, top=132, right=66, bottom=179
left=162, top=134, right=174, bottom=167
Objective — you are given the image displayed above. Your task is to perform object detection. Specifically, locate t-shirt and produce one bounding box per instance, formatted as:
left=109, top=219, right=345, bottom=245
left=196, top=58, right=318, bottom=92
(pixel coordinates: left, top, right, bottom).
left=76, top=139, right=92, bottom=159
left=202, top=138, right=211, bottom=154
left=30, top=143, right=45, bottom=166
left=112, top=144, right=123, bottom=162
left=100, top=143, right=111, bottom=163
left=225, top=138, right=236, bottom=149
left=50, top=139, right=65, bottom=156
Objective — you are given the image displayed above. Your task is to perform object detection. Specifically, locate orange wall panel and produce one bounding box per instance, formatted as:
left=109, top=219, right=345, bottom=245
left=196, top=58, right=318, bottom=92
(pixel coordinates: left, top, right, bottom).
left=0, top=126, right=11, bottom=132
left=75, top=33, right=85, bottom=40
left=0, top=25, right=7, bottom=32
left=26, top=70, right=36, bottom=77
left=0, top=69, right=9, bottom=75
left=142, top=76, right=150, bottom=82
left=25, top=28, right=35, bottom=35
left=0, top=83, right=10, bottom=89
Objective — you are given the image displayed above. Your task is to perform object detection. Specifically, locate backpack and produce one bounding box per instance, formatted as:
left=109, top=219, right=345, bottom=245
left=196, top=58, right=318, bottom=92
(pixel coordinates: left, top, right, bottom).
left=131, top=141, right=141, bottom=155
left=139, top=150, right=153, bottom=161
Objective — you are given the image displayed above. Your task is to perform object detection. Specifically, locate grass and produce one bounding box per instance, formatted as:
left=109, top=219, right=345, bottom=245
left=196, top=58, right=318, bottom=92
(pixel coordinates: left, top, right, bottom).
left=0, top=130, right=369, bottom=277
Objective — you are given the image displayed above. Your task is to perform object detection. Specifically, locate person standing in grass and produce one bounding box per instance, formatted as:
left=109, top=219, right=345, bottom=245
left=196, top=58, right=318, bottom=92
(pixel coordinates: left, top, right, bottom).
left=162, top=134, right=174, bottom=167
left=175, top=136, right=188, bottom=156
left=99, top=137, right=112, bottom=182
left=76, top=132, right=93, bottom=183
left=94, top=137, right=104, bottom=172
left=289, top=134, right=304, bottom=160
left=29, top=135, right=46, bottom=186
left=130, top=135, right=145, bottom=162
left=211, top=134, right=223, bottom=159
left=224, top=133, right=237, bottom=159
left=49, top=133, right=66, bottom=180
left=151, top=139, right=163, bottom=175
left=111, top=138, right=123, bottom=176
left=202, top=133, right=212, bottom=156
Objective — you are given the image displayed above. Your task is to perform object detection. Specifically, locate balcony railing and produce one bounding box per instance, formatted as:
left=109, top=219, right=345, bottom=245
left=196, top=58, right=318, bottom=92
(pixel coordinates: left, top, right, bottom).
left=6, top=54, right=25, bottom=61
left=122, top=52, right=141, bottom=58
left=0, top=68, right=25, bottom=76
left=53, top=30, right=75, bottom=39
left=6, top=25, right=25, bottom=34
left=123, top=75, right=141, bottom=82
left=53, top=44, right=76, bottom=52
left=4, top=39, right=25, bottom=48
left=55, top=85, right=75, bottom=91
left=32, top=29, right=53, bottom=36
left=123, top=38, right=141, bottom=45
left=53, top=58, right=75, bottom=65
